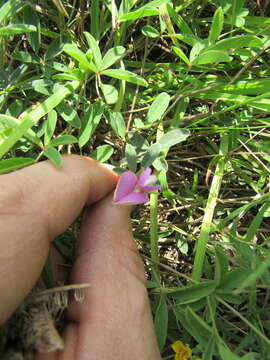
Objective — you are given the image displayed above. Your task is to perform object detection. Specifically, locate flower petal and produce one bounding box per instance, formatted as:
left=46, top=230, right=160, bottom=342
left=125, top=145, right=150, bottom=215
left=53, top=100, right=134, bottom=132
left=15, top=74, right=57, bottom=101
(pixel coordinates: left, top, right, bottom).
left=113, top=171, right=137, bottom=203
left=143, top=184, right=161, bottom=192
left=138, top=167, right=152, bottom=187
left=114, top=191, right=149, bottom=205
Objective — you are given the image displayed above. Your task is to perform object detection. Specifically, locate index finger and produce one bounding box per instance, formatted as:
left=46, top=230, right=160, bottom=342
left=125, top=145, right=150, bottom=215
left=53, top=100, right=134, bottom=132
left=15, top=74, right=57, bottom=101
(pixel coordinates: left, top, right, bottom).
left=0, top=155, right=118, bottom=324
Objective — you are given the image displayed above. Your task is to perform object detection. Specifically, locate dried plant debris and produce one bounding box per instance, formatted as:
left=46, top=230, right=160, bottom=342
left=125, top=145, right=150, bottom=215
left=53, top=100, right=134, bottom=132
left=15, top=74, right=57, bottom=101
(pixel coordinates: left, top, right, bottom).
left=2, top=283, right=90, bottom=358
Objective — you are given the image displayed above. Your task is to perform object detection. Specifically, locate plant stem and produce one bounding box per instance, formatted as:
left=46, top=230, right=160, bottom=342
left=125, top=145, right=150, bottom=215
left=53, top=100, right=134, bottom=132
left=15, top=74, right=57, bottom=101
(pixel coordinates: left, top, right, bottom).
left=150, top=192, right=160, bottom=282
left=192, top=133, right=228, bottom=281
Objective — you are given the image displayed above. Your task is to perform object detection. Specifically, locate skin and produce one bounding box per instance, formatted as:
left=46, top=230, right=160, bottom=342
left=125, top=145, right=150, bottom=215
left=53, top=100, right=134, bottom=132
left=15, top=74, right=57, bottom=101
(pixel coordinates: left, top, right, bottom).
left=0, top=155, right=161, bottom=360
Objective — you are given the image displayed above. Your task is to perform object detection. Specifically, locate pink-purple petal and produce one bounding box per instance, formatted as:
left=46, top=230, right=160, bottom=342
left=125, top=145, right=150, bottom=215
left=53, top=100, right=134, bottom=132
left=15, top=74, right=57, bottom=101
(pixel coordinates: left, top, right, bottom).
left=114, top=191, right=149, bottom=205
left=138, top=168, right=152, bottom=187
left=113, top=171, right=138, bottom=203
left=143, top=185, right=161, bottom=192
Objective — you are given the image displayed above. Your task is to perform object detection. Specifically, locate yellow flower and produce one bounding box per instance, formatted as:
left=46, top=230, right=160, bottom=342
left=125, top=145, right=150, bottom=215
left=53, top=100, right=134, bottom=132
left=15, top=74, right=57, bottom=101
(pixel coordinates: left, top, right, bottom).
left=171, top=340, right=192, bottom=360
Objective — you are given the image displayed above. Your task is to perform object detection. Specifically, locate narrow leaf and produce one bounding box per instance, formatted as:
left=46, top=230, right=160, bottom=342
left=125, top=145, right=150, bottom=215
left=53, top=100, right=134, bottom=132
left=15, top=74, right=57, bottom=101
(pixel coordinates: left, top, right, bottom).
left=154, top=296, right=168, bottom=351
left=12, top=50, right=40, bottom=63
left=23, top=5, right=41, bottom=53
left=141, top=143, right=161, bottom=168
left=57, top=101, right=81, bottom=129
left=192, top=50, right=231, bottom=65
left=79, top=102, right=104, bottom=148
left=158, top=129, right=190, bottom=148
left=172, top=46, right=190, bottom=65
left=45, top=35, right=69, bottom=60
left=83, top=31, right=102, bottom=69
left=100, top=84, right=118, bottom=104
left=0, top=157, right=35, bottom=174
left=100, top=46, right=126, bottom=71
left=102, top=69, right=148, bottom=87
left=209, top=7, right=224, bottom=42
left=0, top=81, right=80, bottom=158
left=44, top=110, right=57, bottom=146
left=142, top=25, right=159, bottom=38
left=125, top=143, right=137, bottom=173
left=146, top=92, right=170, bottom=124
left=106, top=111, right=126, bottom=138
left=43, top=148, right=62, bottom=167
left=185, top=307, right=213, bottom=346
left=0, top=24, right=36, bottom=35
left=120, top=8, right=160, bottom=21
left=47, top=135, right=77, bottom=148
left=91, top=144, right=114, bottom=162
left=63, top=44, right=97, bottom=72
left=209, top=35, right=263, bottom=51
left=168, top=281, right=216, bottom=304
left=218, top=344, right=242, bottom=360
left=0, top=114, right=42, bottom=147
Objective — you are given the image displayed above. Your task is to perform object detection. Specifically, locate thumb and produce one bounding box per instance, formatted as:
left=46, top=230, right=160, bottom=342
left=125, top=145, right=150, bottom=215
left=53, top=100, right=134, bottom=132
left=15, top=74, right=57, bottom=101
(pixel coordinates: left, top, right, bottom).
left=64, top=195, right=161, bottom=359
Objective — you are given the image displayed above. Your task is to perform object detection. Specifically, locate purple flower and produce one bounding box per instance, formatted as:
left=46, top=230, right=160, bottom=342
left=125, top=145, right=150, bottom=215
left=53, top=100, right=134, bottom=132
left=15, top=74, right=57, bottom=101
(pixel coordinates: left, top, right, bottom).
left=113, top=167, right=161, bottom=205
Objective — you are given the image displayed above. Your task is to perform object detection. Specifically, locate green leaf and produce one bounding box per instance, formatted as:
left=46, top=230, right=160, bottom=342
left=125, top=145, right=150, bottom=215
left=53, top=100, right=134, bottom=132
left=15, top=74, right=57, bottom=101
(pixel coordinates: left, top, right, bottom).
left=175, top=33, right=199, bottom=46
left=214, top=247, right=229, bottom=285
left=52, top=72, right=83, bottom=81
left=44, top=110, right=57, bottom=146
left=47, top=135, right=77, bottom=148
left=120, top=8, right=160, bottom=21
left=154, top=296, right=168, bottom=351
left=57, top=101, right=81, bottom=129
left=146, top=92, right=170, bottom=124
left=125, top=143, right=137, bottom=172
left=128, top=132, right=149, bottom=150
left=158, top=129, right=190, bottom=148
left=217, top=268, right=253, bottom=292
left=142, top=25, right=159, bottom=38
left=0, top=114, right=42, bottom=147
left=0, top=157, right=35, bottom=174
left=209, top=7, right=224, bottom=42
left=45, top=35, right=69, bottom=60
left=106, top=111, right=126, bottom=138
left=91, top=144, right=114, bottom=162
left=153, top=156, right=168, bottom=172
left=167, top=4, right=194, bottom=36
left=219, top=78, right=270, bottom=95
left=192, top=50, right=231, bottom=65
left=63, top=43, right=97, bottom=72
left=141, top=143, right=161, bottom=168
left=83, top=31, right=102, bottom=69
left=0, top=82, right=80, bottom=158
left=79, top=102, right=104, bottom=148
left=32, top=79, right=51, bottom=95
left=0, top=23, right=36, bottom=35
left=12, top=50, right=40, bottom=63
left=101, top=46, right=126, bottom=71
left=245, top=201, right=270, bottom=242
left=100, top=84, right=118, bottom=104
left=209, top=35, right=263, bottom=51
left=218, top=343, right=242, bottom=360
left=102, top=69, right=148, bottom=87
left=23, top=5, right=41, bottom=53
left=90, top=0, right=100, bottom=39
left=184, top=307, right=213, bottom=346
left=0, top=0, right=23, bottom=24
left=172, top=46, right=190, bottom=65
left=203, top=336, right=216, bottom=360
left=168, top=281, right=216, bottom=304
left=43, top=148, right=62, bottom=167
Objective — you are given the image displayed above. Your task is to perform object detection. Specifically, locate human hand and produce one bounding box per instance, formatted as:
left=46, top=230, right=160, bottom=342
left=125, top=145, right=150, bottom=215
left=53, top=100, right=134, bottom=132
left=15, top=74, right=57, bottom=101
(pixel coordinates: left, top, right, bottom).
left=0, top=155, right=161, bottom=359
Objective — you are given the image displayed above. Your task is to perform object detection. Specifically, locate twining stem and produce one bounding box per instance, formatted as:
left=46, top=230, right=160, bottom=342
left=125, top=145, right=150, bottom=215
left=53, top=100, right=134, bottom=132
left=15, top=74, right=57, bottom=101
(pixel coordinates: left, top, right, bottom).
left=150, top=192, right=160, bottom=282
left=192, top=133, right=228, bottom=281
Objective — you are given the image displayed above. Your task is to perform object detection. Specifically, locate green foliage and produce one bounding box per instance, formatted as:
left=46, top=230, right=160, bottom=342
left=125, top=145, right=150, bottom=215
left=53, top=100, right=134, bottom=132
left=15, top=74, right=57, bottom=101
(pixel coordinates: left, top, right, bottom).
left=1, top=0, right=270, bottom=358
